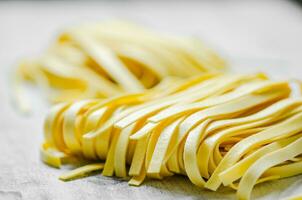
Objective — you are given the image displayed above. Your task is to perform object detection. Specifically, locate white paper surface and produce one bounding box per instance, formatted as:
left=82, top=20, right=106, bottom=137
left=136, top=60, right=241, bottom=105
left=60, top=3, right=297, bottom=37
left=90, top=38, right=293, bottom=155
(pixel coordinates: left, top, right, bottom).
left=0, top=0, right=302, bottom=199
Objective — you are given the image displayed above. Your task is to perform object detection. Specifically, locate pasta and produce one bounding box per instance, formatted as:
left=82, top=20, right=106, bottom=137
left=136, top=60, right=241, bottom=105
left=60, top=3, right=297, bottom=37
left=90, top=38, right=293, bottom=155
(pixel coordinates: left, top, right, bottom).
left=14, top=21, right=226, bottom=112
left=41, top=73, right=302, bottom=200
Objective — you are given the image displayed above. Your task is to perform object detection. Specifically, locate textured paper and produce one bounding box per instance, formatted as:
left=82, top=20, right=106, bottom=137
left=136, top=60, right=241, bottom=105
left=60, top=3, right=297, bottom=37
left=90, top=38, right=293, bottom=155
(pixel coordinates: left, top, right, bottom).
left=0, top=1, right=302, bottom=199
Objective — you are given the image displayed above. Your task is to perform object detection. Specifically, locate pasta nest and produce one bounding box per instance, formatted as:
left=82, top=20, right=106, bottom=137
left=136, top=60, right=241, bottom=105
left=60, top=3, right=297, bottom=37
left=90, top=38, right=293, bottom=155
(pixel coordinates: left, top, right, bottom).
left=41, top=73, right=302, bottom=200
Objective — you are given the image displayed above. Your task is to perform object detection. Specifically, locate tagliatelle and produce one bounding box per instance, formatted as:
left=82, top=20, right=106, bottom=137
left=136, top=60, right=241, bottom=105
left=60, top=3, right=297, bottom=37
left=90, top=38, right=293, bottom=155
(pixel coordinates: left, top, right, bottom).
left=14, top=21, right=226, bottom=112
left=237, top=136, right=302, bottom=200
left=40, top=73, right=302, bottom=200
left=59, top=163, right=104, bottom=181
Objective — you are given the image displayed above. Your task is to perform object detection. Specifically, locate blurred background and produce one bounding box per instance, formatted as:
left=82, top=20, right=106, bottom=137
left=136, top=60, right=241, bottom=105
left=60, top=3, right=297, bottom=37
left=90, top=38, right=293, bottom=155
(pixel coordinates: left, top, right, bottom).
left=1, top=0, right=302, bottom=79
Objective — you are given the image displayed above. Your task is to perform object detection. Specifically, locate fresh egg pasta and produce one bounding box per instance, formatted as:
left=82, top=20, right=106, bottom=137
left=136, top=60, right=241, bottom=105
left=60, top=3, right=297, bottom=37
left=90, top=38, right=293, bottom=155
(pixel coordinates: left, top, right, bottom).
left=41, top=73, right=302, bottom=200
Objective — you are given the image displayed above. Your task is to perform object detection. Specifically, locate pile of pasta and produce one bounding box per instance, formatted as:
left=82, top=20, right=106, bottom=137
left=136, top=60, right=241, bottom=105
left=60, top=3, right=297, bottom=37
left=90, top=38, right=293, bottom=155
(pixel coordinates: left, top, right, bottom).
left=15, top=21, right=225, bottom=112
left=41, top=73, right=302, bottom=200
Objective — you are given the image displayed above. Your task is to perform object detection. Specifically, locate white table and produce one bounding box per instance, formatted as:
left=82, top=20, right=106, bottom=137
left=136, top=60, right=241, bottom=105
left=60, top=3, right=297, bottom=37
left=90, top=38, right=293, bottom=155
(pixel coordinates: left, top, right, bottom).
left=0, top=0, right=302, bottom=199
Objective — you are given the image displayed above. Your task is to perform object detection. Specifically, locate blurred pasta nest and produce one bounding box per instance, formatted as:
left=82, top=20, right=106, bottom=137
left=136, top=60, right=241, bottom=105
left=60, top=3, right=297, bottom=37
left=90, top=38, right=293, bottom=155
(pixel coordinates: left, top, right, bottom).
left=15, top=21, right=225, bottom=111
